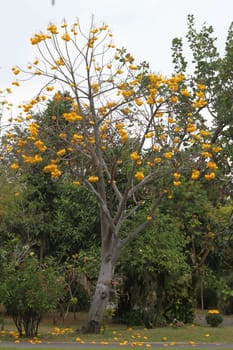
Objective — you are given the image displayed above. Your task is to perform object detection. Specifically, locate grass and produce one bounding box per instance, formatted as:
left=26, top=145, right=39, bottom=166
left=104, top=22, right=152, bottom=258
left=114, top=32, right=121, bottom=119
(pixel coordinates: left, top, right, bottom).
left=0, top=312, right=232, bottom=348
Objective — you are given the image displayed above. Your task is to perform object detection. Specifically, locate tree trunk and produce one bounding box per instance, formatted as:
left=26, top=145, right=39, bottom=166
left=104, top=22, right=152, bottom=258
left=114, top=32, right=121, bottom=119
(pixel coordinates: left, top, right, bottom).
left=82, top=249, right=117, bottom=333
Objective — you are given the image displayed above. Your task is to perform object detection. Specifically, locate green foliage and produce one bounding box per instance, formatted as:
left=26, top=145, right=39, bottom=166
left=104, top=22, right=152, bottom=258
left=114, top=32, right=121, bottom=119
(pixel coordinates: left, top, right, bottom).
left=206, top=312, right=223, bottom=327
left=2, top=255, right=64, bottom=337
left=172, top=15, right=233, bottom=186
left=115, top=308, right=144, bottom=326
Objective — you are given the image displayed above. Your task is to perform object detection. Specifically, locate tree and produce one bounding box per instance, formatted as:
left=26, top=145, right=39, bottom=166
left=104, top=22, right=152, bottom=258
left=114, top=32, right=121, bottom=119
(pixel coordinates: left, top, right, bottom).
left=0, top=246, right=64, bottom=337
left=172, top=15, right=233, bottom=190
left=3, top=18, right=223, bottom=332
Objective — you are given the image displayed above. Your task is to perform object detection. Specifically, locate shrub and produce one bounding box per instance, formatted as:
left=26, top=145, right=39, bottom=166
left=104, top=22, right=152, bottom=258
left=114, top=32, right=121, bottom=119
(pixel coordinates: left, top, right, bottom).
left=114, top=308, right=144, bottom=326
left=205, top=309, right=223, bottom=327
left=4, top=255, right=64, bottom=337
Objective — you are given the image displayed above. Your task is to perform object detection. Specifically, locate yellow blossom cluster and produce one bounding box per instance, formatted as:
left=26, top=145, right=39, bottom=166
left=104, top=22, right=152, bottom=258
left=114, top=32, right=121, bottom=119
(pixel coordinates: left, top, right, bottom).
left=191, top=169, right=200, bottom=180
left=56, top=149, right=66, bottom=157
left=63, top=112, right=83, bottom=122
left=204, top=172, right=216, bottom=180
left=116, top=123, right=128, bottom=143
left=30, top=33, right=51, bottom=45
left=22, top=154, right=43, bottom=164
left=130, top=152, right=140, bottom=161
left=173, top=172, right=181, bottom=186
left=34, top=140, right=47, bottom=152
left=10, top=163, right=20, bottom=170
left=43, top=163, right=61, bottom=178
left=207, top=309, right=220, bottom=314
left=88, top=176, right=99, bottom=183
left=29, top=123, right=40, bottom=137
left=135, top=171, right=144, bottom=181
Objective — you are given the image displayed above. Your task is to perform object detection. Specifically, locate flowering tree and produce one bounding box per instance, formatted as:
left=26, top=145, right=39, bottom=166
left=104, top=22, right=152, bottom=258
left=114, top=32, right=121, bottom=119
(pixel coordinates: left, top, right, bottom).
left=3, top=18, right=223, bottom=332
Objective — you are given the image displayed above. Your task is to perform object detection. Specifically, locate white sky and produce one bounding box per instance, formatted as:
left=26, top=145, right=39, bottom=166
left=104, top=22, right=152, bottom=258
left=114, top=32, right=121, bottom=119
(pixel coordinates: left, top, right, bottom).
left=0, top=0, right=232, bottom=106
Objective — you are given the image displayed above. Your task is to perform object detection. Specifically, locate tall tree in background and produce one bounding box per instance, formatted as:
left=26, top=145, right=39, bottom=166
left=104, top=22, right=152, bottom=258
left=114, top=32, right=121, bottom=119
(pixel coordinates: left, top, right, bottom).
left=3, top=18, right=224, bottom=332
left=172, top=15, right=233, bottom=194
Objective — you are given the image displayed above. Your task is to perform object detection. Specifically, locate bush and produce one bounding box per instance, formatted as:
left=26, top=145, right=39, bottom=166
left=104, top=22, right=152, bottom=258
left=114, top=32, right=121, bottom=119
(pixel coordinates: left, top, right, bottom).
left=205, top=309, right=223, bottom=327
left=3, top=255, right=64, bottom=337
left=114, top=309, right=144, bottom=326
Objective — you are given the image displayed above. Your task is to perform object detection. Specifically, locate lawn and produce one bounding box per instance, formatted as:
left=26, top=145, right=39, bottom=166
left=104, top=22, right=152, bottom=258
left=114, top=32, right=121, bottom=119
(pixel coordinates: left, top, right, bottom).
left=0, top=312, right=232, bottom=349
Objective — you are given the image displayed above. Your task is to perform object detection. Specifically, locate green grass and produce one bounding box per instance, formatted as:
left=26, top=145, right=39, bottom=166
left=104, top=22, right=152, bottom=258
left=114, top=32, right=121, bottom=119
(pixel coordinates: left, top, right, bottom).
left=0, top=313, right=232, bottom=347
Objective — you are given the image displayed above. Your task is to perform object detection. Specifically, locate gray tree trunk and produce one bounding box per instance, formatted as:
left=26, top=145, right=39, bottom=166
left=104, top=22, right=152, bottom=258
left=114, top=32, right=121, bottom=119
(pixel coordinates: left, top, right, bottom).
left=82, top=248, right=118, bottom=333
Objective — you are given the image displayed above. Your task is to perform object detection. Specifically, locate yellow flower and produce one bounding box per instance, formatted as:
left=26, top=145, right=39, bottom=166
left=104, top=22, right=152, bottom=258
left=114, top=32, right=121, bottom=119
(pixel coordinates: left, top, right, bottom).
left=57, top=149, right=66, bottom=157
left=116, top=69, right=124, bottom=74
left=195, top=91, right=205, bottom=99
left=207, top=309, right=219, bottom=314
left=61, top=33, right=71, bottom=41
left=164, top=152, right=172, bottom=159
left=173, top=181, right=181, bottom=186
left=181, top=88, right=190, bottom=97
left=169, top=95, right=179, bottom=103
left=117, top=127, right=128, bottom=143
left=135, top=171, right=144, bottom=181
left=34, top=140, right=47, bottom=152
left=205, top=172, right=216, bottom=180
left=191, top=169, right=200, bottom=180
left=12, top=67, right=21, bottom=75
left=168, top=117, right=176, bottom=123
left=207, top=161, right=218, bottom=170
left=56, top=57, right=65, bottom=66
left=47, top=24, right=59, bottom=34
left=201, top=151, right=212, bottom=158
left=197, top=83, right=206, bottom=90
left=128, top=64, right=138, bottom=70
left=22, top=154, right=43, bottom=164
left=122, top=90, right=134, bottom=98
left=51, top=169, right=62, bottom=178
left=130, top=152, right=140, bottom=161
left=202, top=143, right=211, bottom=149
left=186, top=123, right=196, bottom=133
left=173, top=173, right=181, bottom=180
left=43, top=164, right=58, bottom=173
left=73, top=181, right=80, bottom=186
left=154, top=157, right=161, bottom=164
left=200, top=129, right=210, bottom=136
left=146, top=95, right=154, bottom=104
left=212, top=146, right=222, bottom=153
left=73, top=134, right=84, bottom=141
left=46, top=86, right=54, bottom=91
left=63, top=112, right=82, bottom=122
left=88, top=176, right=99, bottom=183
left=10, top=163, right=19, bottom=170
left=11, top=81, right=20, bottom=86
left=135, top=98, right=143, bottom=106
left=91, top=83, right=99, bottom=92
left=29, top=123, right=39, bottom=137
left=145, top=131, right=155, bottom=138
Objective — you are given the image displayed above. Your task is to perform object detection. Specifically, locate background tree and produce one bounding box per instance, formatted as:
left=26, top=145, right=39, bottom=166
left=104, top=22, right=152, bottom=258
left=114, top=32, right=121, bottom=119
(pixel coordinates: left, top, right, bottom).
left=2, top=18, right=224, bottom=332
left=172, top=15, right=233, bottom=190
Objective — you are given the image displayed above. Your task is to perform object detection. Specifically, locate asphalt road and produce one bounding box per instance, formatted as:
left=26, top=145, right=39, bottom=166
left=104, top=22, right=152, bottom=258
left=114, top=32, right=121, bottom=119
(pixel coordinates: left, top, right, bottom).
left=0, top=341, right=233, bottom=348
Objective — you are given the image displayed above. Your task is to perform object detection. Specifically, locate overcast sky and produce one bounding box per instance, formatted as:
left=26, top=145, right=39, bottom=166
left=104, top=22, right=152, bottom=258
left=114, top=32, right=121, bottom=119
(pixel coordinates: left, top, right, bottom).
left=0, top=0, right=232, bottom=106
